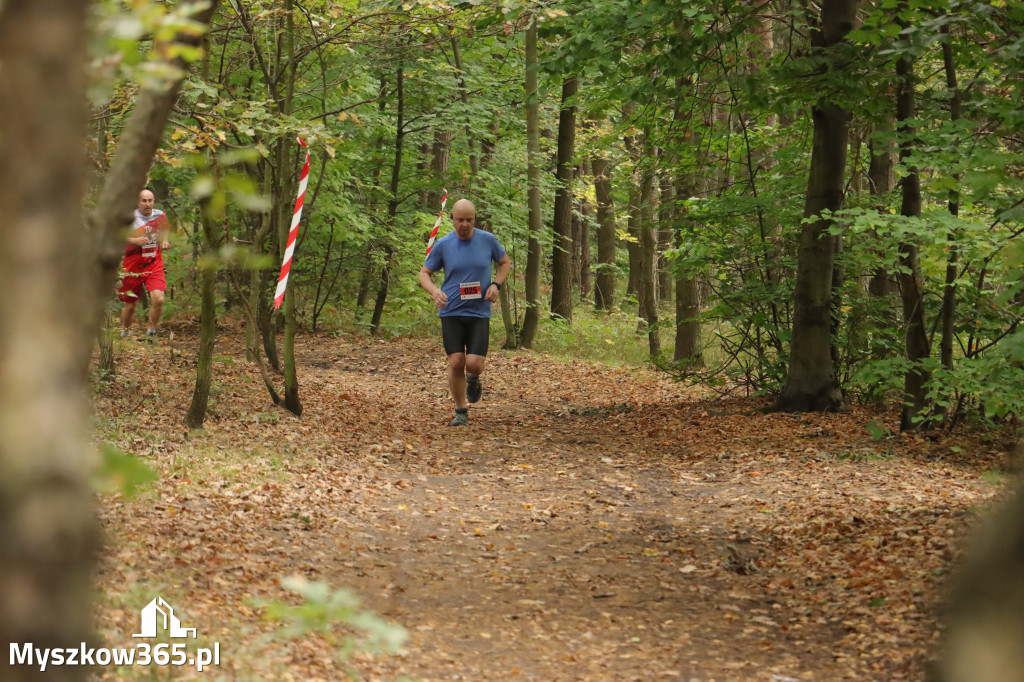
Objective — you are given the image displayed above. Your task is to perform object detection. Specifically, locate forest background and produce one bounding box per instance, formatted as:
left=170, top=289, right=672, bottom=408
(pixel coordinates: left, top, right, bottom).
left=81, top=0, right=1024, bottom=431
left=1, top=0, right=1024, bottom=679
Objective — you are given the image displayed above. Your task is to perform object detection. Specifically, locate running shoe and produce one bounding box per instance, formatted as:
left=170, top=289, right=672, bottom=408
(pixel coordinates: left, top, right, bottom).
left=449, top=408, right=469, bottom=427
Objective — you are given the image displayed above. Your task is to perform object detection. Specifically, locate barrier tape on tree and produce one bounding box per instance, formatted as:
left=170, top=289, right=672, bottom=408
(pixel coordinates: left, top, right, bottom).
left=424, top=188, right=449, bottom=258
left=274, top=136, right=311, bottom=310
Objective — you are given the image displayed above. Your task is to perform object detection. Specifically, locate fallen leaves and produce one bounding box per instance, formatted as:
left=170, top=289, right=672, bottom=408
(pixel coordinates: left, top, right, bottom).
left=89, top=325, right=1014, bottom=681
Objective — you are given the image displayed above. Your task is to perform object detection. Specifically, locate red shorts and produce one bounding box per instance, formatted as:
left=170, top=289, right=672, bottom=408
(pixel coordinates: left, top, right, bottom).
left=118, top=255, right=166, bottom=302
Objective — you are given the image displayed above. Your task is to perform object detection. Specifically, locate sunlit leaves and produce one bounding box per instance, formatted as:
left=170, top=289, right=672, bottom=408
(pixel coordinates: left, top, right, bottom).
left=88, top=0, right=214, bottom=102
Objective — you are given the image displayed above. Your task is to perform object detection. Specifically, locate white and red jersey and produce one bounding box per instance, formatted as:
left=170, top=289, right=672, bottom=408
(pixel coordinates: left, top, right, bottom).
left=126, top=209, right=168, bottom=261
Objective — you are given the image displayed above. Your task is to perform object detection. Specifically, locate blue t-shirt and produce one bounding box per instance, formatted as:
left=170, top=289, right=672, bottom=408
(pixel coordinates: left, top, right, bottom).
left=424, top=229, right=507, bottom=318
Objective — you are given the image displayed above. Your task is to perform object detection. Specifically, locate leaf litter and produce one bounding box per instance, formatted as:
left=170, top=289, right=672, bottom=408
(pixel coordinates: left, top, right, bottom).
left=90, top=323, right=1013, bottom=681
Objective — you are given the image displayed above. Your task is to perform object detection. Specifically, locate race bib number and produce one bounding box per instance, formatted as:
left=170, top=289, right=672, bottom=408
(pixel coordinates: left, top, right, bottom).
left=141, top=238, right=159, bottom=259
left=459, top=281, right=482, bottom=300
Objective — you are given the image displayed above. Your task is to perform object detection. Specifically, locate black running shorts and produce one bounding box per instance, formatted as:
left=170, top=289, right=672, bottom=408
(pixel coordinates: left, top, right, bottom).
left=441, top=316, right=490, bottom=356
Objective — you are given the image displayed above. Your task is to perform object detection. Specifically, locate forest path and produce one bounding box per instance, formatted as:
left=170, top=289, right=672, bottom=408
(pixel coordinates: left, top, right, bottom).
left=93, top=328, right=1008, bottom=681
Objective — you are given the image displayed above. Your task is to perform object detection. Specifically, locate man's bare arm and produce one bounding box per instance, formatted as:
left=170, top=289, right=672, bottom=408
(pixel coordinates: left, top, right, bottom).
left=419, top=266, right=448, bottom=308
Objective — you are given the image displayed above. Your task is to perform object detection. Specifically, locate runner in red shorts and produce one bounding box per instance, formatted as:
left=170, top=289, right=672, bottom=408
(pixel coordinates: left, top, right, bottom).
left=118, top=189, right=170, bottom=338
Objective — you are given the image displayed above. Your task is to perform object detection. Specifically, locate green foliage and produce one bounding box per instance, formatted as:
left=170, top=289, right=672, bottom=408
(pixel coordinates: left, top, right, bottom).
left=94, top=444, right=158, bottom=499
left=255, top=575, right=407, bottom=665
left=865, top=421, right=895, bottom=441
left=85, top=0, right=1024, bottom=435
left=532, top=309, right=651, bottom=366
left=827, top=201, right=1024, bottom=420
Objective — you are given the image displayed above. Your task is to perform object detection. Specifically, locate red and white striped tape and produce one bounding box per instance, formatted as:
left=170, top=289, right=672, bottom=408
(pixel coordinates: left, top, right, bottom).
left=274, top=136, right=311, bottom=310
left=424, top=188, right=449, bottom=258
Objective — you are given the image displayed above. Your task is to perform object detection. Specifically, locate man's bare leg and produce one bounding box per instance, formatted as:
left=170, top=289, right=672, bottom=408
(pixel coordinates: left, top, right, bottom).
left=121, top=300, right=137, bottom=336
left=448, top=353, right=467, bottom=408
left=465, top=353, right=486, bottom=403
left=147, top=289, right=165, bottom=334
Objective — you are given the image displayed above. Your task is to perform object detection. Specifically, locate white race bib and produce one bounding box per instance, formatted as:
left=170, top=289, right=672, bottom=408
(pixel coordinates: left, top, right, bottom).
left=459, top=281, right=482, bottom=300
left=141, top=238, right=159, bottom=259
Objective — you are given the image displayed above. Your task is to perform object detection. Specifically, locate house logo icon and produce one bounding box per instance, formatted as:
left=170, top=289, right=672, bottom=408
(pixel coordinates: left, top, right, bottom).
left=132, top=597, right=197, bottom=639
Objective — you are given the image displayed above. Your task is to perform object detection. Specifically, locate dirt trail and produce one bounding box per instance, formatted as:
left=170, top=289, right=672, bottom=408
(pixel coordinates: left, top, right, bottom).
left=93, top=330, right=1008, bottom=681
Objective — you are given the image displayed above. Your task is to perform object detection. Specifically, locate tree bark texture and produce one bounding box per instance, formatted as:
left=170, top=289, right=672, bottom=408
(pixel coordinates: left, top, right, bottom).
left=97, top=311, right=116, bottom=380
left=185, top=200, right=221, bottom=429
left=939, top=25, right=963, bottom=374
left=637, top=154, right=660, bottom=358
left=258, top=263, right=281, bottom=372
left=0, top=2, right=99, bottom=680
left=429, top=129, right=453, bottom=204
left=895, top=48, right=931, bottom=432
left=768, top=0, right=856, bottom=413
left=571, top=165, right=583, bottom=295
left=940, top=481, right=1024, bottom=682
left=519, top=20, right=543, bottom=348
left=625, top=181, right=642, bottom=298
left=592, top=156, right=617, bottom=310
left=450, top=34, right=479, bottom=180
left=550, top=75, right=578, bottom=322
left=657, top=173, right=674, bottom=303
left=868, top=118, right=896, bottom=297
left=673, top=173, right=704, bottom=365
left=356, top=78, right=389, bottom=318
left=370, top=62, right=405, bottom=336
left=276, top=0, right=302, bottom=415
left=622, top=116, right=642, bottom=299
left=578, top=161, right=593, bottom=303
left=769, top=104, right=848, bottom=412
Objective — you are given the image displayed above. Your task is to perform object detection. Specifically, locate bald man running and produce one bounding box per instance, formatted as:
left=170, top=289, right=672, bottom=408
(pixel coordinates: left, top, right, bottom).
left=419, top=199, right=511, bottom=426
left=118, top=189, right=170, bottom=339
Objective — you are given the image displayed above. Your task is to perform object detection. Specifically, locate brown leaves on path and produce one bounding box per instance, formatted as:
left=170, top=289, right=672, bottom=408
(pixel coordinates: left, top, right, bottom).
left=91, top=325, right=1012, bottom=681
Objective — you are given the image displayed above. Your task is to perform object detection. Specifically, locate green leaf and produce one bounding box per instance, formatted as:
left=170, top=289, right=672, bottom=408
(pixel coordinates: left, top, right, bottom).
left=94, top=444, right=157, bottom=499
left=865, top=421, right=891, bottom=440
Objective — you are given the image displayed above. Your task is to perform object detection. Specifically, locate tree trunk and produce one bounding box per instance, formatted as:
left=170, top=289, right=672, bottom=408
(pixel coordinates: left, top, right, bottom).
left=356, top=77, right=389, bottom=320
left=767, top=0, right=856, bottom=413
left=625, top=180, right=642, bottom=298
left=571, top=164, right=583, bottom=296
left=550, top=74, right=578, bottom=322
left=258, top=263, right=280, bottom=372
left=450, top=34, right=479, bottom=180
left=185, top=260, right=218, bottom=429
left=519, top=20, right=543, bottom=348
left=370, top=61, right=405, bottom=335
left=277, top=0, right=301, bottom=416
left=675, top=272, right=704, bottom=364
left=94, top=120, right=115, bottom=380
left=185, top=198, right=221, bottom=429
left=416, top=142, right=431, bottom=208
left=592, top=156, right=617, bottom=310
left=622, top=115, right=642, bottom=299
left=939, top=23, right=963, bottom=374
left=97, top=308, right=116, bottom=380
left=657, top=172, right=674, bottom=302
left=356, top=256, right=374, bottom=312
left=867, top=118, right=896, bottom=297
left=940, top=478, right=1024, bottom=682
left=0, top=1, right=99, bottom=679
left=429, top=129, right=452, bottom=205
left=673, top=172, right=704, bottom=365
left=247, top=199, right=272, bottom=362
left=579, top=160, right=593, bottom=303
left=637, top=146, right=660, bottom=358
left=895, top=43, right=930, bottom=431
